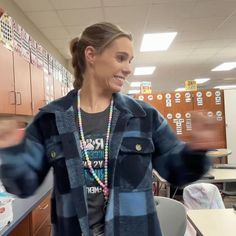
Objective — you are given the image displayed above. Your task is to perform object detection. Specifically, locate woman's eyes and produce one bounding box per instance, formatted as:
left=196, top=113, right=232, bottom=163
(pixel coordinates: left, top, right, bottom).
left=116, top=55, right=125, bottom=62
left=116, top=55, right=132, bottom=64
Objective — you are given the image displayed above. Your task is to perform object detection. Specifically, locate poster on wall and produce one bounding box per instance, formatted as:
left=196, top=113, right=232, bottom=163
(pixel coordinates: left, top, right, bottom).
left=37, top=43, right=44, bottom=69
left=21, top=28, right=30, bottom=62
left=12, top=19, right=22, bottom=54
left=0, top=11, right=13, bottom=50
left=30, top=36, right=37, bottom=65
left=140, top=81, right=152, bottom=94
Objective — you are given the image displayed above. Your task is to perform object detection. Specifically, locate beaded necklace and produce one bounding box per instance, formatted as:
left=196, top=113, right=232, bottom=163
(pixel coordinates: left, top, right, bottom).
left=77, top=91, right=113, bottom=201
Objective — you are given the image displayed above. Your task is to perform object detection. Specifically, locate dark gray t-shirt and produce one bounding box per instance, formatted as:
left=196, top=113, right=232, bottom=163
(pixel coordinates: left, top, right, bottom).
left=80, top=107, right=110, bottom=235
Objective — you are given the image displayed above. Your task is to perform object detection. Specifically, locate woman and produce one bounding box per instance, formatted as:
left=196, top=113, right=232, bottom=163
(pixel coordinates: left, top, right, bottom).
left=0, top=22, right=215, bottom=236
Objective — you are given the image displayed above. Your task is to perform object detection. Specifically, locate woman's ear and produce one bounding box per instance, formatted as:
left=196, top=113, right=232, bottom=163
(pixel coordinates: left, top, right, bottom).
left=84, top=46, right=96, bottom=65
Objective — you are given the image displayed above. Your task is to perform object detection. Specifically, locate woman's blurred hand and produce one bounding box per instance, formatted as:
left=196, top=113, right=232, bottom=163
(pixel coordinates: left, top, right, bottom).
left=0, top=120, right=25, bottom=149
left=189, top=111, right=222, bottom=150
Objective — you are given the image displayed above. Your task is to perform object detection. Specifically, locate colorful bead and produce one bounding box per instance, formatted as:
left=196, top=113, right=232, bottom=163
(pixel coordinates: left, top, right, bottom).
left=77, top=90, right=113, bottom=203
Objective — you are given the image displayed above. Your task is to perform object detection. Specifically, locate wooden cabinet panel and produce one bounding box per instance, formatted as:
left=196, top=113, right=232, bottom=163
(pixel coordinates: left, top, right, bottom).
left=53, top=78, right=62, bottom=99
left=9, top=214, right=31, bottom=236
left=30, top=64, right=45, bottom=115
left=33, top=216, right=51, bottom=236
left=31, top=195, right=51, bottom=234
left=0, top=44, right=15, bottom=114
left=13, top=52, right=32, bottom=115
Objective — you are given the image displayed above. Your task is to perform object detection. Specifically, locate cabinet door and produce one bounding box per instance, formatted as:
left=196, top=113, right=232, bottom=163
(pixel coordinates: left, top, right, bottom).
left=30, top=64, right=45, bottom=115
left=53, top=78, right=62, bottom=99
left=13, top=52, right=32, bottom=115
left=9, top=214, right=31, bottom=236
left=31, top=195, right=51, bottom=234
left=0, top=44, right=15, bottom=114
left=33, top=216, right=51, bottom=236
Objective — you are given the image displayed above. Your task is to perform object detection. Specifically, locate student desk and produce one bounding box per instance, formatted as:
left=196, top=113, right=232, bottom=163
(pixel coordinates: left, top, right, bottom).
left=187, top=208, right=236, bottom=236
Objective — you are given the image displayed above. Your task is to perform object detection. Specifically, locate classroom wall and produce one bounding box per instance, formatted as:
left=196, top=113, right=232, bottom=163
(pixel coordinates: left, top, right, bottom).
left=224, top=89, right=236, bottom=164
left=0, top=0, right=68, bottom=69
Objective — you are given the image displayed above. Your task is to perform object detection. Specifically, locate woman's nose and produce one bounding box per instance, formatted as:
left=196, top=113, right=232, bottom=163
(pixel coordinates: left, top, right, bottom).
left=123, top=63, right=132, bottom=76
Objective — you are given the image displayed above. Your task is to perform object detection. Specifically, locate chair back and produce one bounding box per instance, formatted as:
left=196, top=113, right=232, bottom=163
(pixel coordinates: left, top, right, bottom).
left=154, top=196, right=187, bottom=236
left=222, top=182, right=236, bottom=196
left=183, top=183, right=225, bottom=209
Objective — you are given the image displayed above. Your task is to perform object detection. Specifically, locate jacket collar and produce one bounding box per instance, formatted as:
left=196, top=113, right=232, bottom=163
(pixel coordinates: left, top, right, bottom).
left=40, top=89, right=146, bottom=118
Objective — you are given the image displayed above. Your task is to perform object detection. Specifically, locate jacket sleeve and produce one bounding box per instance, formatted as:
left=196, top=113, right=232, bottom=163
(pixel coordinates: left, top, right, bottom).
left=0, top=115, right=50, bottom=198
left=151, top=109, right=211, bottom=186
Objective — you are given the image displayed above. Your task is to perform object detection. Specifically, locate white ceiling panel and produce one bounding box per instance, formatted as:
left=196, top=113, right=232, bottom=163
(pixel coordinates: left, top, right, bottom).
left=148, top=2, right=196, bottom=21
left=13, top=0, right=53, bottom=11
left=104, top=5, right=149, bottom=24
left=50, top=0, right=102, bottom=10
left=191, top=0, right=236, bottom=18
left=102, top=0, right=148, bottom=7
left=65, top=25, right=87, bottom=37
left=26, top=11, right=63, bottom=28
left=57, top=8, right=104, bottom=26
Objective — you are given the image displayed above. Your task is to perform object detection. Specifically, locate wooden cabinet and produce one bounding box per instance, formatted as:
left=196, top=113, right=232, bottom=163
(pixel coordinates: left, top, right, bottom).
left=53, top=78, right=63, bottom=99
left=9, top=194, right=51, bottom=236
left=13, top=52, right=32, bottom=115
left=31, top=194, right=51, bottom=235
left=0, top=44, right=33, bottom=116
left=33, top=216, right=51, bottom=236
left=0, top=43, right=68, bottom=116
left=9, top=214, right=31, bottom=236
left=0, top=44, right=15, bottom=114
left=30, top=64, right=45, bottom=115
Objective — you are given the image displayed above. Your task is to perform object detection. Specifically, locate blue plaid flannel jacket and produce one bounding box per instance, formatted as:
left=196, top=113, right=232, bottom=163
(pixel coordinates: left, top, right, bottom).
left=0, top=89, right=210, bottom=236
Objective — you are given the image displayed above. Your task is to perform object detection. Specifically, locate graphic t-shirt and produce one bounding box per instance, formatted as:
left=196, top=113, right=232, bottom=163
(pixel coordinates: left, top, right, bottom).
left=80, top=107, right=110, bottom=235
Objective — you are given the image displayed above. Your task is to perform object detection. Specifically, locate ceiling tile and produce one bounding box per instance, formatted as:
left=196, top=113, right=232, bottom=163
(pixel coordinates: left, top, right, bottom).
left=104, top=5, right=149, bottom=24
left=65, top=25, right=86, bottom=37
left=26, top=11, right=63, bottom=27
left=102, top=0, right=148, bottom=7
left=57, top=8, right=104, bottom=26
left=13, top=0, right=53, bottom=11
left=50, top=0, right=102, bottom=9
left=191, top=0, right=236, bottom=18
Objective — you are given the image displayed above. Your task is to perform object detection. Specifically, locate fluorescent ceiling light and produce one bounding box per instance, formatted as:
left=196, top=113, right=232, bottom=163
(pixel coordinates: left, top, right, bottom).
left=175, top=88, right=186, bottom=92
left=130, top=82, right=142, bottom=87
left=128, top=89, right=140, bottom=94
left=134, top=66, right=156, bottom=75
left=194, top=78, right=210, bottom=84
left=211, top=62, right=236, bottom=71
left=140, top=32, right=177, bottom=52
left=214, top=85, right=236, bottom=90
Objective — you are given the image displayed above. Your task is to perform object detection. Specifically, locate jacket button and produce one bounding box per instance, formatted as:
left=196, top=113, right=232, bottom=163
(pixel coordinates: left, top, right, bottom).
left=135, top=144, right=142, bottom=151
left=51, top=151, right=56, bottom=158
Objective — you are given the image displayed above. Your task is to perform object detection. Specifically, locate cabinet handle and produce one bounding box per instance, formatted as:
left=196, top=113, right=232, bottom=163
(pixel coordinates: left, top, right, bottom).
left=8, top=91, right=16, bottom=105
left=16, top=92, right=22, bottom=105
left=31, top=101, right=34, bottom=111
left=39, top=204, right=49, bottom=210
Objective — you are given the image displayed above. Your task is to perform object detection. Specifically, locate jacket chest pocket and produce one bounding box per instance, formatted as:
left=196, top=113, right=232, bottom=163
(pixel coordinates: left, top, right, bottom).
left=46, top=136, right=70, bottom=194
left=46, top=136, right=64, bottom=163
left=117, top=137, right=154, bottom=190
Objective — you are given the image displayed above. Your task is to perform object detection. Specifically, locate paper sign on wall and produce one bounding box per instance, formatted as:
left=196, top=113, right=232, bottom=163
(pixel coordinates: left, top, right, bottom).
left=140, top=81, right=152, bottom=94
left=185, top=80, right=197, bottom=91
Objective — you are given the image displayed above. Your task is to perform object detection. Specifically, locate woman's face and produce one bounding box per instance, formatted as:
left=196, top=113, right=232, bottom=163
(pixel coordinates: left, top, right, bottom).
left=91, top=37, right=134, bottom=93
